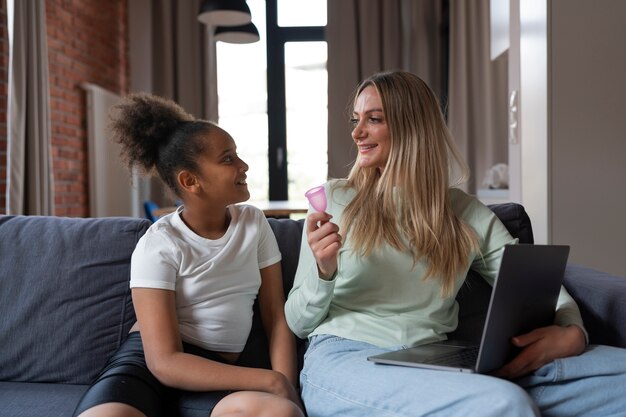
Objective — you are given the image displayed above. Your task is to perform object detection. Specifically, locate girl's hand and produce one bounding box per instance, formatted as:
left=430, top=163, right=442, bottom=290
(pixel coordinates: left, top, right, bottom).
left=266, top=371, right=305, bottom=412
left=306, top=211, right=342, bottom=280
left=492, top=325, right=586, bottom=379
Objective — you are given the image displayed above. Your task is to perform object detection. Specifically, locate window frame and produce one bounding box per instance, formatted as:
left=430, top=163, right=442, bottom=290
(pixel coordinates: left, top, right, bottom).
left=265, top=0, right=325, bottom=200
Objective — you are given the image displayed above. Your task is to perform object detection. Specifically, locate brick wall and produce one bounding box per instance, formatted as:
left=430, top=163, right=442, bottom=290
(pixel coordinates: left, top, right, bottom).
left=0, top=1, right=127, bottom=216
left=47, top=0, right=128, bottom=216
left=0, top=0, right=7, bottom=214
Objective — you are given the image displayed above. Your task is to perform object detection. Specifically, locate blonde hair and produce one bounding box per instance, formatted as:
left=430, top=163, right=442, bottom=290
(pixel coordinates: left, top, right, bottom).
left=342, top=71, right=478, bottom=296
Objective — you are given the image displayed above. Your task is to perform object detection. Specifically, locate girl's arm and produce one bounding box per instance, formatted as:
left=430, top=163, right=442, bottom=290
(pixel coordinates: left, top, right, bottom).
left=132, top=287, right=293, bottom=398
left=258, top=262, right=299, bottom=388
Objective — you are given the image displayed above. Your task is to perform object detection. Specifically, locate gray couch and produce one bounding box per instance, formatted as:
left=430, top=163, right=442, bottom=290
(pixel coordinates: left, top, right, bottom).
left=1, top=204, right=625, bottom=417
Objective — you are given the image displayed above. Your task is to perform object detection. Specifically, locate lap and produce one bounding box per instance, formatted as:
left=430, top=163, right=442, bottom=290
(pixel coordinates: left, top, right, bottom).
left=302, top=336, right=626, bottom=417
left=73, top=332, right=234, bottom=417
left=301, top=335, right=537, bottom=417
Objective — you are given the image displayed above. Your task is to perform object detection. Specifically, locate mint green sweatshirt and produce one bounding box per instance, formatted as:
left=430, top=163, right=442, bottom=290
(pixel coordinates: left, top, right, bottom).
left=285, top=180, right=586, bottom=348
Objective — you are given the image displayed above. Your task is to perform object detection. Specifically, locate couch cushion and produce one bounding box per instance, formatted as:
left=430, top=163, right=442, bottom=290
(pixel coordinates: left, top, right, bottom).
left=0, top=381, right=87, bottom=417
left=0, top=216, right=150, bottom=384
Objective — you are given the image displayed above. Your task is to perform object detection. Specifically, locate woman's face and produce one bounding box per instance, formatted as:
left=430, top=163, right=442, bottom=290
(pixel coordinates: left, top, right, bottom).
left=351, top=85, right=391, bottom=170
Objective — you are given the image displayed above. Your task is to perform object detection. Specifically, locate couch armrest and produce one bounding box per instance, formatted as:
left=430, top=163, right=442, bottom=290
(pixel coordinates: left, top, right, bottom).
left=563, top=264, right=626, bottom=348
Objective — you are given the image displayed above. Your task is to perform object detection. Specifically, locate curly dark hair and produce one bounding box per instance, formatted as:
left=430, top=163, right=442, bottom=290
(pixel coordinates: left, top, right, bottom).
left=109, top=93, right=214, bottom=196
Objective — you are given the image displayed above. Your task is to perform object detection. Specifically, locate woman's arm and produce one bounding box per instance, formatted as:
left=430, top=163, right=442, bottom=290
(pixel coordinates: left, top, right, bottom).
left=258, top=262, right=299, bottom=387
left=465, top=201, right=588, bottom=378
left=284, top=211, right=339, bottom=338
left=462, top=197, right=588, bottom=378
left=132, top=287, right=293, bottom=397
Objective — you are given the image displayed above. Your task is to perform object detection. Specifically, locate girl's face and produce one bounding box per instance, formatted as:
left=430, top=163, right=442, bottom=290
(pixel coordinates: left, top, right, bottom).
left=351, top=86, right=391, bottom=170
left=194, top=127, right=250, bottom=206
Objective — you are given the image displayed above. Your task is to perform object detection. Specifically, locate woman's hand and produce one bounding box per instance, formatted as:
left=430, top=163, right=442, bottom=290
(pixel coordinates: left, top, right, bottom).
left=492, top=325, right=586, bottom=379
left=306, top=211, right=342, bottom=280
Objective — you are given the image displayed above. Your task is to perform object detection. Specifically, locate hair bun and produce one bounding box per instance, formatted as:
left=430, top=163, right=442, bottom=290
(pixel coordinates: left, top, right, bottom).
left=110, top=93, right=195, bottom=173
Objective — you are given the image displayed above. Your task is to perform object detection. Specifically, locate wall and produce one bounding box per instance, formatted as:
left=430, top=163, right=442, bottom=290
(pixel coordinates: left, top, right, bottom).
left=46, top=0, right=128, bottom=216
left=506, top=0, right=521, bottom=206
left=0, top=0, right=7, bottom=214
left=550, top=0, right=626, bottom=276
left=519, top=0, right=549, bottom=244
left=0, top=1, right=127, bottom=216
left=516, top=0, right=626, bottom=276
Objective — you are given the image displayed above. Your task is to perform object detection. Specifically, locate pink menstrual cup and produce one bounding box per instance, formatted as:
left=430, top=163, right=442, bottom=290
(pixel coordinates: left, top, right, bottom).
left=305, top=185, right=327, bottom=212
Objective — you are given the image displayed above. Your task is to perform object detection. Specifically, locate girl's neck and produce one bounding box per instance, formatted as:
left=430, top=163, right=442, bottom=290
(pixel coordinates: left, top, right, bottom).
left=179, top=203, right=231, bottom=240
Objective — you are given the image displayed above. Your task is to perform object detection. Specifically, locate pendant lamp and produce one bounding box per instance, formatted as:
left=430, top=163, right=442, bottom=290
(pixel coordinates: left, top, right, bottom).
left=214, top=23, right=260, bottom=44
left=198, top=0, right=252, bottom=26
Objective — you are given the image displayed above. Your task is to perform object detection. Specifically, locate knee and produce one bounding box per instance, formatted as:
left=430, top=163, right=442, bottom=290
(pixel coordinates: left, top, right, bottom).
left=74, top=403, right=147, bottom=417
left=485, top=381, right=539, bottom=417
left=212, top=392, right=303, bottom=417
left=261, top=398, right=303, bottom=417
left=248, top=396, right=302, bottom=417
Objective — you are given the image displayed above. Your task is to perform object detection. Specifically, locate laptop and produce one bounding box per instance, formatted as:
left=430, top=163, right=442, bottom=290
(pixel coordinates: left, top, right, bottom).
left=367, top=244, right=570, bottom=374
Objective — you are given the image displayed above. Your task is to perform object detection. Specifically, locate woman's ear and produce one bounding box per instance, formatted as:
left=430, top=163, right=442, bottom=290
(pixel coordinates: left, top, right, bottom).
left=177, top=170, right=200, bottom=194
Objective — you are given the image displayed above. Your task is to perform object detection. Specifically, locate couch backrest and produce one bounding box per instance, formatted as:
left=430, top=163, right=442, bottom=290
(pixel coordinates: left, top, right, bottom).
left=487, top=202, right=534, bottom=244
left=267, top=217, right=305, bottom=297
left=0, top=215, right=150, bottom=384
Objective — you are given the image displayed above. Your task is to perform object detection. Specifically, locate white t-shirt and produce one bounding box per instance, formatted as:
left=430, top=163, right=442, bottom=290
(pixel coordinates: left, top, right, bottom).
left=130, top=204, right=281, bottom=353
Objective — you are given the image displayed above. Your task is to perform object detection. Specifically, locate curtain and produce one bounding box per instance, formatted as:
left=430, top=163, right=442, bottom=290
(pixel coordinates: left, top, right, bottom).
left=326, top=0, right=444, bottom=179
left=147, top=0, right=218, bottom=205
left=448, top=0, right=508, bottom=193
left=152, top=0, right=217, bottom=121
left=6, top=0, right=54, bottom=215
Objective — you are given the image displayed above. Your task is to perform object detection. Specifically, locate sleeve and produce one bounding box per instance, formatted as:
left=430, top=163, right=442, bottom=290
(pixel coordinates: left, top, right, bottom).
left=284, top=184, right=337, bottom=339
left=463, top=195, right=518, bottom=286
left=129, top=231, right=178, bottom=291
left=555, top=286, right=589, bottom=344
left=256, top=210, right=282, bottom=269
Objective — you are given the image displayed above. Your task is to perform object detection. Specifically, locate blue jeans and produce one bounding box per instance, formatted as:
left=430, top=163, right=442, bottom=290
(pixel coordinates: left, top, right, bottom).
left=300, top=335, right=626, bottom=417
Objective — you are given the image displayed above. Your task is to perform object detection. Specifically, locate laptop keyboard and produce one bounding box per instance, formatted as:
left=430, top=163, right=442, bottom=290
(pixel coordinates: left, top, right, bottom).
left=424, top=345, right=479, bottom=367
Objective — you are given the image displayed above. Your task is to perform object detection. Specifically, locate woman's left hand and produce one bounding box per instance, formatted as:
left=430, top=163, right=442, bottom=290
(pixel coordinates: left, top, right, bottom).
left=492, top=325, right=586, bottom=380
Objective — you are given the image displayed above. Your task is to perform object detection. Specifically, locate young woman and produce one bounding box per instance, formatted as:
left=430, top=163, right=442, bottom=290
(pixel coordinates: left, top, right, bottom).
left=74, top=94, right=304, bottom=417
left=285, top=70, right=626, bottom=416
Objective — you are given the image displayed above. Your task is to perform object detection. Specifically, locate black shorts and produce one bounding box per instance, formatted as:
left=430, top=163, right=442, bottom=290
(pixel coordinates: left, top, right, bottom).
left=73, top=332, right=245, bottom=417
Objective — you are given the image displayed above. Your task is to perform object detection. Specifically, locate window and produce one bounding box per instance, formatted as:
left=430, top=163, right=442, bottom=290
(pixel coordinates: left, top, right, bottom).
left=216, top=0, right=268, bottom=204
left=277, top=0, right=326, bottom=26
left=216, top=0, right=326, bottom=203
left=284, top=41, right=327, bottom=200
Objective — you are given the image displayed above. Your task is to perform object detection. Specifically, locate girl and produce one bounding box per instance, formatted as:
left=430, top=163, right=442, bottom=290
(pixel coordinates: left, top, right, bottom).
left=286, top=70, right=626, bottom=417
left=74, top=94, right=304, bottom=417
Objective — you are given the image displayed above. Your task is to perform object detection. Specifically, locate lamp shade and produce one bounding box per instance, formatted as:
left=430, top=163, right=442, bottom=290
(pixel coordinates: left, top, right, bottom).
left=198, top=0, right=252, bottom=26
left=214, top=23, right=260, bottom=44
